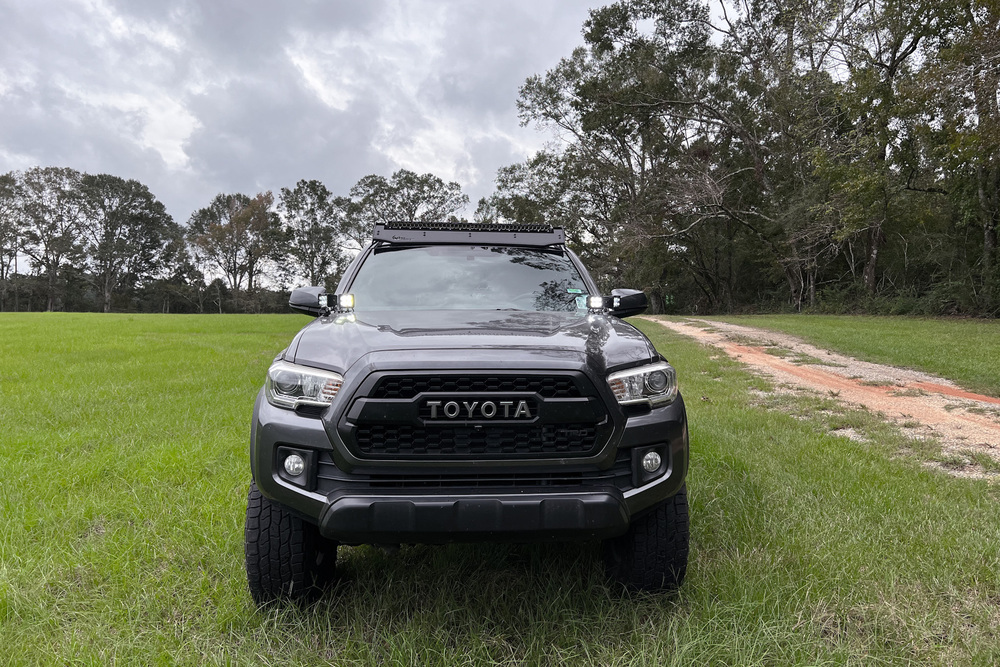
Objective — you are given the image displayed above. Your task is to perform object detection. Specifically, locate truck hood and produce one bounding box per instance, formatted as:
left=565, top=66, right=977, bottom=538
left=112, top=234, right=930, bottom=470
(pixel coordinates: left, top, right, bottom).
left=288, top=309, right=658, bottom=376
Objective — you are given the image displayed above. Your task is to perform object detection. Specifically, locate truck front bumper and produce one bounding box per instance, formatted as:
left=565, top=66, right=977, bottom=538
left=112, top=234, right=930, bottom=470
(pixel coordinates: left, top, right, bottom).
left=319, top=489, right=630, bottom=544
left=251, top=389, right=688, bottom=544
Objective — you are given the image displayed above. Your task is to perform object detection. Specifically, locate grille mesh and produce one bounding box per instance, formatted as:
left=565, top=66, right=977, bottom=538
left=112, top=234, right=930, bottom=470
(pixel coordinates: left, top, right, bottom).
left=371, top=375, right=580, bottom=399
left=355, top=423, right=598, bottom=458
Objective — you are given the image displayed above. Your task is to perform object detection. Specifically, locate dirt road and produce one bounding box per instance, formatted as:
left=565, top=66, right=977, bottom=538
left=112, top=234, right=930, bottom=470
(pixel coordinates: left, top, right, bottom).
left=644, top=317, right=1000, bottom=479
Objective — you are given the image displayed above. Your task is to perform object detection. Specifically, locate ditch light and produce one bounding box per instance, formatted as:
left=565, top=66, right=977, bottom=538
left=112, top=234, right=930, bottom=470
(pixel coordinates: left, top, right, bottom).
left=318, top=293, right=355, bottom=312
left=586, top=294, right=622, bottom=312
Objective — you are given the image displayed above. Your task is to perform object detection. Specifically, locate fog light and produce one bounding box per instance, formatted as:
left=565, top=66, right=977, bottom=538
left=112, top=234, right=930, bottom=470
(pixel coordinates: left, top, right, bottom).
left=642, top=451, right=662, bottom=472
left=283, top=453, right=305, bottom=476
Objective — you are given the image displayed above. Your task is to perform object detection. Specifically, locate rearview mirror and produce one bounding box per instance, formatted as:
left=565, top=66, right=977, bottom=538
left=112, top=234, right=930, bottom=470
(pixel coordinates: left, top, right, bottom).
left=609, top=288, right=648, bottom=318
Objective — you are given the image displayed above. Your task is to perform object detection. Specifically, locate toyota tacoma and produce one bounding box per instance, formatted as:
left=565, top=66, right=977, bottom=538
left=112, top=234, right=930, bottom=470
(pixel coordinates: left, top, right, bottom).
left=245, top=222, right=689, bottom=604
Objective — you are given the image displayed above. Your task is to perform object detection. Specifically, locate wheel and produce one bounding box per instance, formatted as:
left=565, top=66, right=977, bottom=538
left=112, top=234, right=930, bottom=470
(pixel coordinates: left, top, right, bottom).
left=244, top=481, right=337, bottom=605
left=602, top=486, right=689, bottom=592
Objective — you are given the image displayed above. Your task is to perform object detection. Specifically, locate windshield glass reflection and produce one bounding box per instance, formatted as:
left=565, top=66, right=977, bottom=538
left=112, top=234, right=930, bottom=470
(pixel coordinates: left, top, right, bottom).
left=349, top=246, right=589, bottom=312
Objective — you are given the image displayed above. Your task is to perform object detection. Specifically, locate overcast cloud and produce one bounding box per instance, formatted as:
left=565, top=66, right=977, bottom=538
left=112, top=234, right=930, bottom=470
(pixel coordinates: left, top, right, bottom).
left=0, top=0, right=596, bottom=222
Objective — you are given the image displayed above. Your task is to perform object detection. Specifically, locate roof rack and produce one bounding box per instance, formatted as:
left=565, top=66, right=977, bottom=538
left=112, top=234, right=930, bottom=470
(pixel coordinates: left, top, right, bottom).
left=373, top=221, right=566, bottom=246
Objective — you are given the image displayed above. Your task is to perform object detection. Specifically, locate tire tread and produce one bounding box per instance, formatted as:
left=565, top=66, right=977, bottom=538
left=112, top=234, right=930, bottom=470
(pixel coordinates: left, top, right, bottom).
left=244, top=482, right=334, bottom=605
left=603, top=486, right=689, bottom=592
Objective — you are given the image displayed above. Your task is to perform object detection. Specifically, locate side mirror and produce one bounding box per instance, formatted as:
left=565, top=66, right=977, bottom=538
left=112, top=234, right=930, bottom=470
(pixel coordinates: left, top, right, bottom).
left=289, top=286, right=325, bottom=317
left=609, top=288, right=648, bottom=318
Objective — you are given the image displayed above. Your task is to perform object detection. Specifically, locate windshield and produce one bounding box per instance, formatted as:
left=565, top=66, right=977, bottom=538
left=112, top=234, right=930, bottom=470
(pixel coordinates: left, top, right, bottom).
left=348, top=245, right=590, bottom=312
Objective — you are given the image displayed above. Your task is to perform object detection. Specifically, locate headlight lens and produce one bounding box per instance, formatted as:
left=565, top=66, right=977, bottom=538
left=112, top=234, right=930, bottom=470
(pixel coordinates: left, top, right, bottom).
left=607, top=361, right=677, bottom=407
left=265, top=360, right=343, bottom=410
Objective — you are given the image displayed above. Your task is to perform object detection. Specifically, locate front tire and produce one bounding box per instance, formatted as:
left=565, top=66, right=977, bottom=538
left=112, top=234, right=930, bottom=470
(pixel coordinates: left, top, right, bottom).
left=602, top=486, right=689, bottom=592
left=244, top=482, right=336, bottom=605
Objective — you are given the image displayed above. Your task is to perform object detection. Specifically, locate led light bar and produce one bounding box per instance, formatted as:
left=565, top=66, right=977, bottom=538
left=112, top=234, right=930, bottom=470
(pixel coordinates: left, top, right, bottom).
left=373, top=222, right=565, bottom=246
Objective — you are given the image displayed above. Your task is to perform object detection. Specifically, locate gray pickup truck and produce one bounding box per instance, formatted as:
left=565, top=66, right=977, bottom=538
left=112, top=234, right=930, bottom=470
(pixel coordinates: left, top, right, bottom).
left=245, top=222, right=689, bottom=604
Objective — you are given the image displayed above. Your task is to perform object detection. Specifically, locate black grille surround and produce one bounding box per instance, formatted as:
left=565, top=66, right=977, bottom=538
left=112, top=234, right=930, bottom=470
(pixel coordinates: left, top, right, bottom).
left=338, top=371, right=614, bottom=462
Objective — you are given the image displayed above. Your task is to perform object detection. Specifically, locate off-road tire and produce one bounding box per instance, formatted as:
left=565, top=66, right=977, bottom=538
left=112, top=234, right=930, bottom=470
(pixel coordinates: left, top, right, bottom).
left=602, top=486, right=689, bottom=592
left=245, top=482, right=336, bottom=605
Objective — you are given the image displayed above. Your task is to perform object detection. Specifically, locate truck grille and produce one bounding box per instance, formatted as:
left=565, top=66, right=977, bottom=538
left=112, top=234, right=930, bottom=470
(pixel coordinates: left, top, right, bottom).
left=340, top=371, right=612, bottom=461
left=355, top=423, right=598, bottom=457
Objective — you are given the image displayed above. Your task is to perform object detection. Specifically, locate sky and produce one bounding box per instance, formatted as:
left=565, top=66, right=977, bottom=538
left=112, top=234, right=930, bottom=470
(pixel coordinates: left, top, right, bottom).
left=0, top=0, right=598, bottom=223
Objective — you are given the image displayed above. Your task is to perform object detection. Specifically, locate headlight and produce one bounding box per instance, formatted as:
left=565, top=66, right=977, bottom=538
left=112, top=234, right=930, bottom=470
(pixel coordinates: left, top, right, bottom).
left=607, top=361, right=677, bottom=407
left=265, top=360, right=344, bottom=410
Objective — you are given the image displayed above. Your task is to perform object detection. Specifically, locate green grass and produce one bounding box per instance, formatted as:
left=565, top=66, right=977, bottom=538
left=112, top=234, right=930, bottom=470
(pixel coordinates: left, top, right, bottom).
left=700, top=314, right=1000, bottom=398
left=1, top=313, right=999, bottom=664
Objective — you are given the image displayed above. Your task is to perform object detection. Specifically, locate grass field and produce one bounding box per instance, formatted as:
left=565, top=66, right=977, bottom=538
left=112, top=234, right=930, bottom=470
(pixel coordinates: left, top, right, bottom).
left=1, top=313, right=998, bottom=665
left=707, top=314, right=1000, bottom=398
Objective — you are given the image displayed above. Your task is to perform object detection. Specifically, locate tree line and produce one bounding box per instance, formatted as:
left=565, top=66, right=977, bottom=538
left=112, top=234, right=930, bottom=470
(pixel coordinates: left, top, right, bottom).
left=0, top=167, right=468, bottom=313
left=482, top=0, right=1000, bottom=316
left=2, top=0, right=997, bottom=316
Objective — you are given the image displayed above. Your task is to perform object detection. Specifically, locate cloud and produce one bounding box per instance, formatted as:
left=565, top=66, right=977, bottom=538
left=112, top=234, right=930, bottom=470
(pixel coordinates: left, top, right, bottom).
left=0, top=0, right=595, bottom=221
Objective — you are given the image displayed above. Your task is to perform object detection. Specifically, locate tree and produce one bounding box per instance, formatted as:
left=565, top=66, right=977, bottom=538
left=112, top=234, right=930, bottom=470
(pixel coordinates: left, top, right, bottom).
left=278, top=179, right=346, bottom=288
left=188, top=193, right=250, bottom=295
left=77, top=173, right=178, bottom=312
left=140, top=229, right=207, bottom=314
left=504, top=0, right=978, bottom=313
left=821, top=0, right=940, bottom=293
left=490, top=152, right=581, bottom=228
left=0, top=171, right=23, bottom=311
left=238, top=192, right=285, bottom=293
left=515, top=0, right=763, bottom=305
left=19, top=166, right=84, bottom=311
left=188, top=191, right=285, bottom=308
left=694, top=0, right=857, bottom=309
left=917, top=0, right=1000, bottom=309
left=342, top=169, right=469, bottom=247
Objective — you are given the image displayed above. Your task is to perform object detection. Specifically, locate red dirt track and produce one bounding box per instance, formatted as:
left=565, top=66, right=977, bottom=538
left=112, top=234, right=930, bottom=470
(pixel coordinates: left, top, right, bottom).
left=645, top=317, right=1000, bottom=477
